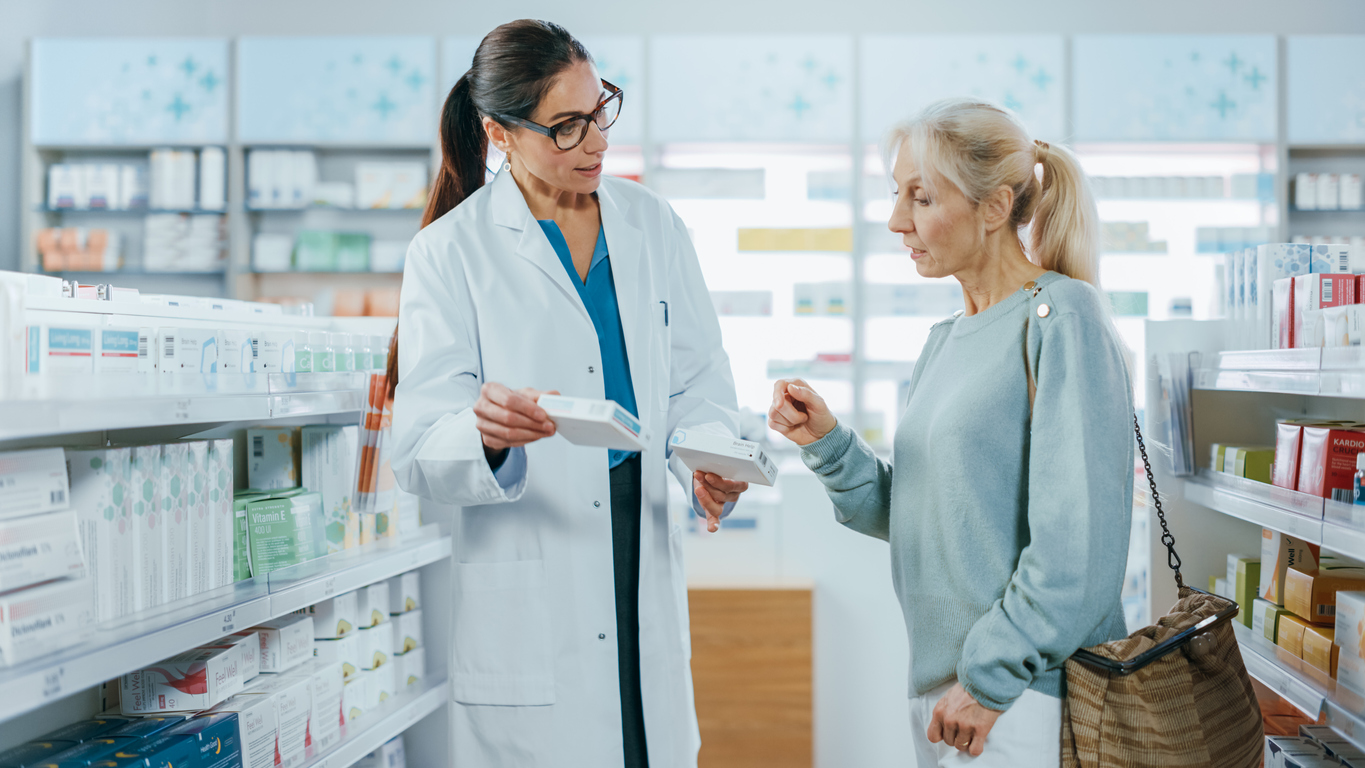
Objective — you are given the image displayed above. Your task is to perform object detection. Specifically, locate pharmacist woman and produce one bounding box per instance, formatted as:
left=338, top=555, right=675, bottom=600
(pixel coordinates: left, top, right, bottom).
left=770, top=100, right=1132, bottom=768
left=391, top=20, right=747, bottom=768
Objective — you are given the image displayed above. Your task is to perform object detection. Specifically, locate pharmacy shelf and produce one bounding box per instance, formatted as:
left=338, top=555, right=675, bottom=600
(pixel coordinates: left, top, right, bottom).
left=1235, top=621, right=1365, bottom=752
left=36, top=208, right=228, bottom=215
left=41, top=269, right=229, bottom=277
left=1184, top=471, right=1324, bottom=544
left=247, top=207, right=423, bottom=214
left=1193, top=348, right=1365, bottom=398
left=0, top=372, right=369, bottom=441
left=311, top=678, right=448, bottom=768
left=0, top=530, right=451, bottom=724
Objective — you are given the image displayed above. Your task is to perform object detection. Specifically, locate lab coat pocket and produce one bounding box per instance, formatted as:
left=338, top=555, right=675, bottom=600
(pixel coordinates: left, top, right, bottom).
left=653, top=300, right=672, bottom=412
left=452, top=559, right=556, bottom=706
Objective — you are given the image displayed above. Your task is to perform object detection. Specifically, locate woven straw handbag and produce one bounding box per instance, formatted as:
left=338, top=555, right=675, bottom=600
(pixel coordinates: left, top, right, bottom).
left=1020, top=280, right=1264, bottom=767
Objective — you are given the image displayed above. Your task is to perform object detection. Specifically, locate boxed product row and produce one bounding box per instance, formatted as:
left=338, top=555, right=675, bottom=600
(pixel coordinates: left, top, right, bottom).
left=0, top=710, right=244, bottom=768
left=1099, top=221, right=1166, bottom=254
left=45, top=149, right=226, bottom=212
left=1294, top=172, right=1365, bottom=212
left=1089, top=174, right=1273, bottom=201
left=35, top=228, right=123, bottom=272
left=357, top=735, right=407, bottom=768
left=21, top=323, right=389, bottom=377
left=298, top=574, right=423, bottom=640
left=1225, top=243, right=1362, bottom=350
left=1292, top=235, right=1365, bottom=249
left=1212, top=420, right=1365, bottom=502
left=1195, top=225, right=1276, bottom=254
left=252, top=231, right=408, bottom=273
left=329, top=287, right=402, bottom=318
left=246, top=150, right=428, bottom=211
left=143, top=214, right=226, bottom=272
left=1267, top=725, right=1365, bottom=766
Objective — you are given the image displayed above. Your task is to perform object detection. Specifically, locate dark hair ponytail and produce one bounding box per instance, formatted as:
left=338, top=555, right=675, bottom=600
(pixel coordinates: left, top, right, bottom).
left=420, top=19, right=591, bottom=229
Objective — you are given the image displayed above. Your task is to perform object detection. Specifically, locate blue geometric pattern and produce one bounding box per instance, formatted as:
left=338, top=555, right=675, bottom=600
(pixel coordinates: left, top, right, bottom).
left=860, top=36, right=1066, bottom=143
left=649, top=36, right=854, bottom=142
left=1073, top=35, right=1277, bottom=142
left=237, top=37, right=436, bottom=144
left=1287, top=36, right=1365, bottom=145
left=30, top=38, right=229, bottom=145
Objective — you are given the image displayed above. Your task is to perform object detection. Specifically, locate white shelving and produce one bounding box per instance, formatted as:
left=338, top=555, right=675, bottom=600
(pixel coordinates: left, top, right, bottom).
left=1184, top=471, right=1325, bottom=545
left=1194, top=347, right=1365, bottom=398
left=0, top=372, right=370, bottom=441
left=1235, top=621, right=1365, bottom=751
left=312, top=678, right=448, bottom=768
left=0, top=529, right=450, bottom=723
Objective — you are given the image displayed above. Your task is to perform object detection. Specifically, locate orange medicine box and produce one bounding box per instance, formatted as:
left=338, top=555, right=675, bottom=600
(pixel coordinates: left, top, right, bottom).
left=1285, top=565, right=1365, bottom=625
left=1302, top=624, right=1339, bottom=678
left=1277, top=613, right=1312, bottom=658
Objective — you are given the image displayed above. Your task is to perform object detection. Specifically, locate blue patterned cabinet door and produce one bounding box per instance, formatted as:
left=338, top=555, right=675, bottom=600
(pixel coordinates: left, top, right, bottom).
left=860, top=36, right=1066, bottom=145
left=1073, top=35, right=1277, bottom=142
left=649, top=36, right=854, bottom=143
left=31, top=38, right=229, bottom=146
left=237, top=37, right=436, bottom=145
left=441, top=34, right=645, bottom=147
left=1288, top=36, right=1365, bottom=145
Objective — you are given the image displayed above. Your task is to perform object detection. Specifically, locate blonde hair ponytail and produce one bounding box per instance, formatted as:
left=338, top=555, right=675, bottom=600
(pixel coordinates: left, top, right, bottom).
left=886, top=99, right=1100, bottom=287
left=1030, top=140, right=1099, bottom=286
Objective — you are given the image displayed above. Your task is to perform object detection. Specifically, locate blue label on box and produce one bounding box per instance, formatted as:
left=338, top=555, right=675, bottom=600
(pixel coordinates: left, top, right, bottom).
left=100, top=330, right=140, bottom=356
left=38, top=718, right=129, bottom=744
left=26, top=325, right=39, bottom=372
left=44, top=737, right=134, bottom=766
left=104, top=716, right=186, bottom=740
left=613, top=406, right=641, bottom=437
left=48, top=328, right=92, bottom=355
left=166, top=713, right=239, bottom=768
left=127, top=734, right=198, bottom=768
left=0, top=740, right=77, bottom=767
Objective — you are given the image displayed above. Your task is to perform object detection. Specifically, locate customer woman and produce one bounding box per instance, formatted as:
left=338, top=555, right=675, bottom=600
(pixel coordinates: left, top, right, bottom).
left=391, top=20, right=748, bottom=768
left=769, top=99, right=1132, bottom=767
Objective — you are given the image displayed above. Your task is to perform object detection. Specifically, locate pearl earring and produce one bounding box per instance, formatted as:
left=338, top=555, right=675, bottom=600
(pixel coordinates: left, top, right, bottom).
left=502, top=152, right=511, bottom=172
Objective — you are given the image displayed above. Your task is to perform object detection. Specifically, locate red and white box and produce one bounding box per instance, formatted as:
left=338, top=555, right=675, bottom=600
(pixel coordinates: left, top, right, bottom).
left=1298, top=426, right=1365, bottom=501
left=1273, top=277, right=1295, bottom=349
left=1274, top=422, right=1305, bottom=489
left=1295, top=274, right=1357, bottom=348
left=120, top=645, right=245, bottom=713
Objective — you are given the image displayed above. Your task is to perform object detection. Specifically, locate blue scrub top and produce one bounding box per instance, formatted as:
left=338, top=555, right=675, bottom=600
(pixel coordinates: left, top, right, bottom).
left=537, top=220, right=640, bottom=468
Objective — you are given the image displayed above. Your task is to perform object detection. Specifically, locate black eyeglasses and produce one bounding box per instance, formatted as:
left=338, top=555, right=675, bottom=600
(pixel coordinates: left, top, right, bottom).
left=498, top=79, right=623, bottom=151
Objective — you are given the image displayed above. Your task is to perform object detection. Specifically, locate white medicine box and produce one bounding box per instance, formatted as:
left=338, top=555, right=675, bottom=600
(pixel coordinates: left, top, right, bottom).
left=668, top=430, right=779, bottom=486
left=539, top=395, right=649, bottom=452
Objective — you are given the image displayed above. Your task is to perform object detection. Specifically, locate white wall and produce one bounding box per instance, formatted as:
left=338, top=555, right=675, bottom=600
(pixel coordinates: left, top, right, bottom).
left=4, top=0, right=1365, bottom=272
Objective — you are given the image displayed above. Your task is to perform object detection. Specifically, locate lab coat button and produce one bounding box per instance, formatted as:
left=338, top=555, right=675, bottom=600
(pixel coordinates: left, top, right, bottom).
left=593, top=500, right=601, bottom=508
left=588, top=365, right=596, bottom=374
left=599, top=633, right=606, bottom=640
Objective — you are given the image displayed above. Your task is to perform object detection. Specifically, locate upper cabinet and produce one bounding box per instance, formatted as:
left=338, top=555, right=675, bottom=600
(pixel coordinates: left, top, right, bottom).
left=860, top=36, right=1066, bottom=144
left=30, top=38, right=230, bottom=146
left=1073, top=35, right=1277, bottom=142
left=649, top=36, right=854, bottom=142
left=1287, top=35, right=1365, bottom=146
left=236, top=36, right=437, bottom=145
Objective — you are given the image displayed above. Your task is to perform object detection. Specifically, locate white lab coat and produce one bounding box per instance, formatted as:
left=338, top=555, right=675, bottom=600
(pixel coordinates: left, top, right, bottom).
left=392, top=169, right=740, bottom=768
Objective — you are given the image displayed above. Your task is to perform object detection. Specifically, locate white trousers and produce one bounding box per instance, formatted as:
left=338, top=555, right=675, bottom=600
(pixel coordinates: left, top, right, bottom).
left=908, top=680, right=1062, bottom=768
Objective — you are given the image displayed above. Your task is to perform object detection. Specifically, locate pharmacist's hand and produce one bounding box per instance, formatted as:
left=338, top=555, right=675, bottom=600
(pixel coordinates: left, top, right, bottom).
left=927, top=683, right=1002, bottom=758
left=693, top=471, right=748, bottom=533
left=768, top=379, right=837, bottom=446
left=475, top=383, right=559, bottom=452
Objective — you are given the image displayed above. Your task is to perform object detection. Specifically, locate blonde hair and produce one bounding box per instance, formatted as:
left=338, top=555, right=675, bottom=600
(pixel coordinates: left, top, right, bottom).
left=884, top=99, right=1099, bottom=287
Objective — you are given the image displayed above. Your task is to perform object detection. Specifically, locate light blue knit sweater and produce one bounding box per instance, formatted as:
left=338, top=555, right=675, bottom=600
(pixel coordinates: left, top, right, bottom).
left=801, top=271, right=1133, bottom=710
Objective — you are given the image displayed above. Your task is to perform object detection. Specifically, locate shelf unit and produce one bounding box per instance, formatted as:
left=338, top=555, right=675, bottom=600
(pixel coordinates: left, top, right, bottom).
left=0, top=532, right=450, bottom=723
left=309, top=678, right=448, bottom=768
left=1148, top=316, right=1365, bottom=750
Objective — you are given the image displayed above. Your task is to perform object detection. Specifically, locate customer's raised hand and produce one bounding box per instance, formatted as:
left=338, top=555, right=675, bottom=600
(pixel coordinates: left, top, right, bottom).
left=768, top=379, right=837, bottom=447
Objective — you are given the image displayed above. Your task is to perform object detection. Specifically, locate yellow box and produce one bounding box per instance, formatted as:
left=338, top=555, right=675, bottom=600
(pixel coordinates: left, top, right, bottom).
left=1285, top=565, right=1365, bottom=625
left=737, top=227, right=853, bottom=253
left=1303, top=625, right=1339, bottom=677
left=1277, top=613, right=1312, bottom=658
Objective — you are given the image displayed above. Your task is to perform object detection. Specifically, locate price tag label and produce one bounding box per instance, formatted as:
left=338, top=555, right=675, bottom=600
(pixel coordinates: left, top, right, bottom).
left=277, top=395, right=293, bottom=416
left=322, top=577, right=337, bottom=598
left=221, top=609, right=237, bottom=633
left=174, top=399, right=191, bottom=421
left=41, top=667, right=64, bottom=700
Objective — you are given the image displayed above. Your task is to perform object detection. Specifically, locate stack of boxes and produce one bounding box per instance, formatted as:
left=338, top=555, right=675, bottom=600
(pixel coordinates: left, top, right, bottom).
left=1295, top=172, right=1365, bottom=212
left=0, top=447, right=95, bottom=667
left=1271, top=420, right=1365, bottom=503
left=0, top=711, right=243, bottom=768
left=305, top=570, right=424, bottom=730
left=1260, top=243, right=1365, bottom=350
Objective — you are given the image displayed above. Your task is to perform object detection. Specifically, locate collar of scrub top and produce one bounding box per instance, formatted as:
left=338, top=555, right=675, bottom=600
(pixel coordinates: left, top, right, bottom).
left=488, top=166, right=651, bottom=420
